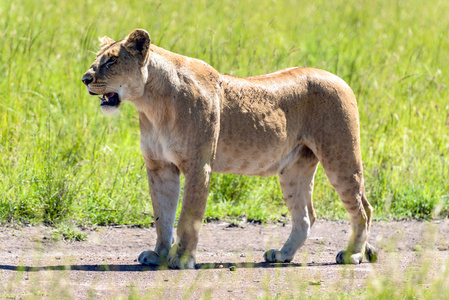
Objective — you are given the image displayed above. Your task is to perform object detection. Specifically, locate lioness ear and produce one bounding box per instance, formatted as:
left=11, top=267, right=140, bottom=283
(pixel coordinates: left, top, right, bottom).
left=124, top=29, right=151, bottom=59
left=99, top=36, right=115, bottom=49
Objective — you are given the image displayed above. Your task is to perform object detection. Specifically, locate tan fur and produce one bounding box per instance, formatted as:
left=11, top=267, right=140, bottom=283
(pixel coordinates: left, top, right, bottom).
left=82, top=29, right=377, bottom=269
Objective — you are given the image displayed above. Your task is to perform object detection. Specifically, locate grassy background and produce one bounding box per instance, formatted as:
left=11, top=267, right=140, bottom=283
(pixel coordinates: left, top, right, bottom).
left=0, top=0, right=448, bottom=226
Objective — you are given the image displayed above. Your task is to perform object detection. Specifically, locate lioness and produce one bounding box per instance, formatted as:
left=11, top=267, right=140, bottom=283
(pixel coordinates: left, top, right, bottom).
left=82, top=29, right=377, bottom=269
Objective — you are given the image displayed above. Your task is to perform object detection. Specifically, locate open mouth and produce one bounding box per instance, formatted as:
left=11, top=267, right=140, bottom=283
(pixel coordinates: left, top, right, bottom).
left=99, top=93, right=120, bottom=107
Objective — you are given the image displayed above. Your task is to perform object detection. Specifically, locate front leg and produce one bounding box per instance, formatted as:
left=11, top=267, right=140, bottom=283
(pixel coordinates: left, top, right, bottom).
left=138, top=160, right=180, bottom=266
left=168, top=161, right=212, bottom=269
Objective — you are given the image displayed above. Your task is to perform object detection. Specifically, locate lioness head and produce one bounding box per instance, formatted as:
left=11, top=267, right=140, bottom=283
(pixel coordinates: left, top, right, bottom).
left=82, top=29, right=151, bottom=115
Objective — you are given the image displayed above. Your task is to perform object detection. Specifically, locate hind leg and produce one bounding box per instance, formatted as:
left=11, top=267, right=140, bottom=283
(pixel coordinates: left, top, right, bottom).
left=361, top=192, right=377, bottom=262
left=322, top=164, right=376, bottom=264
left=264, top=147, right=319, bottom=263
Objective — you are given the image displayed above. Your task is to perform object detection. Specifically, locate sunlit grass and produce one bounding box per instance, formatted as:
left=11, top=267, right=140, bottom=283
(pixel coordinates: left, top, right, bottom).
left=0, top=0, right=448, bottom=226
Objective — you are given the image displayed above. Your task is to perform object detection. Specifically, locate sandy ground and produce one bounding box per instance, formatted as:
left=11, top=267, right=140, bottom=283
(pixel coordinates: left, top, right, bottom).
left=1, top=219, right=448, bottom=299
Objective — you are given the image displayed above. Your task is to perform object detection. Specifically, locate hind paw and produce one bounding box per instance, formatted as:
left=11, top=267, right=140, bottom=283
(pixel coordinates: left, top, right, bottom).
left=138, top=250, right=165, bottom=266
left=263, top=249, right=292, bottom=263
left=167, top=253, right=196, bottom=269
left=365, top=243, right=378, bottom=263
left=336, top=250, right=363, bottom=264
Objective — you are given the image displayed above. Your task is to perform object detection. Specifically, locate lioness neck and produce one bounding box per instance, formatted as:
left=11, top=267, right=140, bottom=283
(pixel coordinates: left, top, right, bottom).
left=132, top=45, right=185, bottom=123
left=135, top=45, right=222, bottom=125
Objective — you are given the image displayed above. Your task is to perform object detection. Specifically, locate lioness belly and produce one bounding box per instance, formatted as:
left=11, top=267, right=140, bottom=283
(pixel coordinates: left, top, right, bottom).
left=212, top=142, right=297, bottom=176
left=212, top=110, right=299, bottom=177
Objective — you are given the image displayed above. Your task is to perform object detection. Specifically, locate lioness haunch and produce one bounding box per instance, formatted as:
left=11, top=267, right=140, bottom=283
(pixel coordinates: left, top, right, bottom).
left=82, top=29, right=377, bottom=269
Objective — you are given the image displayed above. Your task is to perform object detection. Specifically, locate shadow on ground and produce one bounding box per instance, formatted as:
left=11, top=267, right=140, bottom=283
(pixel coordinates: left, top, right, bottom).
left=0, top=261, right=336, bottom=272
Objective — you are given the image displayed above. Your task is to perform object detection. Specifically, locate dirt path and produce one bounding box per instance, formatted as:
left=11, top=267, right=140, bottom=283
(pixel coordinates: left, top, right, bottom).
left=1, top=219, right=448, bottom=299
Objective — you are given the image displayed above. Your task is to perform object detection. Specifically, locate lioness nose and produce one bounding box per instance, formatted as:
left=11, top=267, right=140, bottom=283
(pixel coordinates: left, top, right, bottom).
left=82, top=74, right=93, bottom=86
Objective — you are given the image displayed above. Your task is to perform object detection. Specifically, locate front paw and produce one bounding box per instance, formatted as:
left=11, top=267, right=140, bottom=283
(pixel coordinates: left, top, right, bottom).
left=167, top=252, right=196, bottom=269
left=138, top=250, right=165, bottom=266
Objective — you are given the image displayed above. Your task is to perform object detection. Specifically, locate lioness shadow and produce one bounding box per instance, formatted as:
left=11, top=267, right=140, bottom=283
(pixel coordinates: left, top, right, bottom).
left=0, top=261, right=335, bottom=272
left=0, top=264, right=159, bottom=272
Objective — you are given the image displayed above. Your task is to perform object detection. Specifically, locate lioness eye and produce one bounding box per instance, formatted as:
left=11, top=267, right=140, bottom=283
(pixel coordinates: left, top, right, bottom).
left=105, top=56, right=117, bottom=66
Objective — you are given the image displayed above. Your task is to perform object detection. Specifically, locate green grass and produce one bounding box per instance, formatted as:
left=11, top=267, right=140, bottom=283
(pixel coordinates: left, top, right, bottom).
left=51, top=224, right=88, bottom=242
left=0, top=0, right=448, bottom=226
